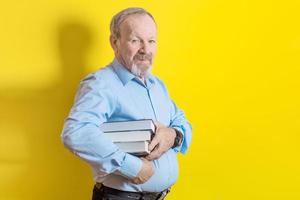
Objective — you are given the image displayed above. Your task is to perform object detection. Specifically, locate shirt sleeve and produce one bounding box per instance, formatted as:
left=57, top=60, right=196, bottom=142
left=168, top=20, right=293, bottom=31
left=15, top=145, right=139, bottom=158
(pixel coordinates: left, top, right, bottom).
left=169, top=100, right=192, bottom=154
left=61, top=74, right=142, bottom=179
left=154, top=77, right=192, bottom=154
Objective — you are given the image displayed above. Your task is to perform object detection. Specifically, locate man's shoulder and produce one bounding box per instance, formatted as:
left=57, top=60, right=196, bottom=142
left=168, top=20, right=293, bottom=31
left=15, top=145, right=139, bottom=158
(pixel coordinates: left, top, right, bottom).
left=151, top=75, right=167, bottom=88
left=151, top=75, right=163, bottom=84
left=149, top=75, right=171, bottom=98
left=92, top=65, right=116, bottom=80
left=81, top=65, right=118, bottom=85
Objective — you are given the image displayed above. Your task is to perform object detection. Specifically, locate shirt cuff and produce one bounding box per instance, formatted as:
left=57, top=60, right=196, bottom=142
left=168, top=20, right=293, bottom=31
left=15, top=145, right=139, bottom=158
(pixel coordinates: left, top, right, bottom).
left=118, top=153, right=142, bottom=179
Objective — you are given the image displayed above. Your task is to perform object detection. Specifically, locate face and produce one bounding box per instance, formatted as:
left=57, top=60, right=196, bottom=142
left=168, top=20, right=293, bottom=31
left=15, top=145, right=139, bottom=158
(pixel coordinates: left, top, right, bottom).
left=111, top=14, right=157, bottom=78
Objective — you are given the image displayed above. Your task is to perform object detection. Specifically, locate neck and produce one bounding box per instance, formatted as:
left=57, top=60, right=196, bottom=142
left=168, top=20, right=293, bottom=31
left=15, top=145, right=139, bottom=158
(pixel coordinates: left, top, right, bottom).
left=137, top=76, right=145, bottom=82
left=115, top=56, right=130, bottom=70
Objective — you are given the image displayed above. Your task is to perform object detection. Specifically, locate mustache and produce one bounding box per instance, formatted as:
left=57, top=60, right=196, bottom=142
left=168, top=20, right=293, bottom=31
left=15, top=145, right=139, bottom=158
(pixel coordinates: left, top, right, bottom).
left=134, top=54, right=152, bottom=61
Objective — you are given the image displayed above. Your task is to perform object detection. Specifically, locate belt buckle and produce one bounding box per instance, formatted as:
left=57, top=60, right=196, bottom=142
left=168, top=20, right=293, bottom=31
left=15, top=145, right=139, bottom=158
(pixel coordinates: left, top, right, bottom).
left=156, top=188, right=170, bottom=200
left=95, top=183, right=102, bottom=189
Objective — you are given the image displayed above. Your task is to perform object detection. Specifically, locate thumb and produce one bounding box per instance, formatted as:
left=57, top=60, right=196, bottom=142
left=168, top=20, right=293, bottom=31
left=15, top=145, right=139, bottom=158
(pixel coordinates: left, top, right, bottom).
left=148, top=136, right=159, bottom=152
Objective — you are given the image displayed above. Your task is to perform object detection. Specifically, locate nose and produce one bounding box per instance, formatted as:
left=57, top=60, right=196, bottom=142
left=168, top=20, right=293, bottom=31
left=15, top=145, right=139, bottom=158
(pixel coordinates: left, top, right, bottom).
left=138, top=41, right=150, bottom=54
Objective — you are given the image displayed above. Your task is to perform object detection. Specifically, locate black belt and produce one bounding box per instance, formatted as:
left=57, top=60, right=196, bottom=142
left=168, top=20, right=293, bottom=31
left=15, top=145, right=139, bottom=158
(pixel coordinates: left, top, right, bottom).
left=95, top=183, right=170, bottom=200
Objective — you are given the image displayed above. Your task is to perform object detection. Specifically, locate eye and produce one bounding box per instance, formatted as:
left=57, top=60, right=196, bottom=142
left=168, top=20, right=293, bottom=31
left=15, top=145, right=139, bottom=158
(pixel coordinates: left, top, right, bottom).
left=131, top=39, right=140, bottom=44
left=149, top=40, right=156, bottom=44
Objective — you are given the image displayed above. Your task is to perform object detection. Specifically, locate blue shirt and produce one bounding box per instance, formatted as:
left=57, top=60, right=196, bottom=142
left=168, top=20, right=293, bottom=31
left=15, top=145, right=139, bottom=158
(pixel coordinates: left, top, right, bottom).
left=61, top=59, right=192, bottom=192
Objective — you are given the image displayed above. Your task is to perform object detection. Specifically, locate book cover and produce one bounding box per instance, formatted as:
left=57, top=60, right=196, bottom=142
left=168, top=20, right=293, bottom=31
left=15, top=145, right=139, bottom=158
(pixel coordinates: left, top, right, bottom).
left=100, top=119, right=156, bottom=133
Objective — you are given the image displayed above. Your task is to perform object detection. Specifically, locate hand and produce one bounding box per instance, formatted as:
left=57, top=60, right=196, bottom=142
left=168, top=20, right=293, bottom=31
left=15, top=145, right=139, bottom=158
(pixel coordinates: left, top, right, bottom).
left=130, top=158, right=154, bottom=184
left=145, top=122, right=176, bottom=161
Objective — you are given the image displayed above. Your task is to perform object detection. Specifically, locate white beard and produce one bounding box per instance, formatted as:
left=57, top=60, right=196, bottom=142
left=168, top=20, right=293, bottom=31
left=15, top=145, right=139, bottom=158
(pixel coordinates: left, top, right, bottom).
left=130, top=63, right=152, bottom=78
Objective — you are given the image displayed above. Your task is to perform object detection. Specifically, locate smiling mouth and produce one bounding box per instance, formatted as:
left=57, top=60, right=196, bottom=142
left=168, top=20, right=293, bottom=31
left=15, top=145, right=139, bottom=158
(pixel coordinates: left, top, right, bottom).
left=134, top=58, right=151, bottom=64
left=134, top=54, right=152, bottom=61
left=137, top=59, right=149, bottom=62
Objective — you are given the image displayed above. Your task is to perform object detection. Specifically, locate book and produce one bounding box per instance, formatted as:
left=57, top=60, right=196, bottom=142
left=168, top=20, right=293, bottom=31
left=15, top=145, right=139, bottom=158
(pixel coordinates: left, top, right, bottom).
left=102, top=130, right=152, bottom=142
left=100, top=119, right=155, bottom=133
left=115, top=141, right=150, bottom=156
left=100, top=119, right=155, bottom=156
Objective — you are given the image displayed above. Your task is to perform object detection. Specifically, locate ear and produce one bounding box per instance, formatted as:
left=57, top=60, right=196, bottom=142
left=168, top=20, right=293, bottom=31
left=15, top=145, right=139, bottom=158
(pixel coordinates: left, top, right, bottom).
left=110, top=34, right=119, bottom=53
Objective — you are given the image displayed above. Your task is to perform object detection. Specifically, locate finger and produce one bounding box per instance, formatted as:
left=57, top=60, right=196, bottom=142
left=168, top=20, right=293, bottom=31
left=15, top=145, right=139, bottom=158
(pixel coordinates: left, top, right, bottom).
left=148, top=136, right=159, bottom=151
left=146, top=151, right=159, bottom=161
left=146, top=147, right=161, bottom=160
left=145, top=145, right=158, bottom=160
left=132, top=176, right=145, bottom=184
left=140, top=157, right=147, bottom=162
left=132, top=179, right=142, bottom=184
left=143, top=155, right=151, bottom=161
left=130, top=178, right=139, bottom=184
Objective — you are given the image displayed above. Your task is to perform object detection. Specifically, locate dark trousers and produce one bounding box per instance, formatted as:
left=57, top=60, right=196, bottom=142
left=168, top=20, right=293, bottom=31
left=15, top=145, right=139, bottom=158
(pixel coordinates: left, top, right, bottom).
left=92, top=184, right=169, bottom=200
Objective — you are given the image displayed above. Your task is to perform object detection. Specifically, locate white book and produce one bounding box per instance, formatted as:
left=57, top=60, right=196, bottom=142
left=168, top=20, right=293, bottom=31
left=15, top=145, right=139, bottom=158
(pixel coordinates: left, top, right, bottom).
left=100, top=119, right=155, bottom=133
left=115, top=141, right=150, bottom=156
left=103, top=130, right=152, bottom=142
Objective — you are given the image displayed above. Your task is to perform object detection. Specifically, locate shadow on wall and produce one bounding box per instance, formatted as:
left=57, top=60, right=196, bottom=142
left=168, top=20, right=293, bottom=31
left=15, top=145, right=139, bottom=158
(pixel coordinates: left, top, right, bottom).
left=0, top=21, right=97, bottom=200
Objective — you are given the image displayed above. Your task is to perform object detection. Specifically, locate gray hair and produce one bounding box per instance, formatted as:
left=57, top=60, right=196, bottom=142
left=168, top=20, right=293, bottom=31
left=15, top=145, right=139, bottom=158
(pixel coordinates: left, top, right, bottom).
left=110, top=7, right=156, bottom=38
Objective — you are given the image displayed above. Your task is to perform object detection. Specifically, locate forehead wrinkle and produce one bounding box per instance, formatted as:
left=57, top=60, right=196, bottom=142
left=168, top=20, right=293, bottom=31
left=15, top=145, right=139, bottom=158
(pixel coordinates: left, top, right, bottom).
left=119, top=15, right=157, bottom=39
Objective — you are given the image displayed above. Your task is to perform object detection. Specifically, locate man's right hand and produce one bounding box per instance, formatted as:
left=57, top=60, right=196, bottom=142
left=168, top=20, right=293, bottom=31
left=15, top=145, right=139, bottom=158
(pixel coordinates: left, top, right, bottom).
left=130, top=158, right=154, bottom=184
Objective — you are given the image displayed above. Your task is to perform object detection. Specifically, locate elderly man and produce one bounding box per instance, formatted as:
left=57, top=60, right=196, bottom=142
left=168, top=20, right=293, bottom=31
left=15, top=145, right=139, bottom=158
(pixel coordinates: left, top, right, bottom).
left=61, top=7, right=192, bottom=200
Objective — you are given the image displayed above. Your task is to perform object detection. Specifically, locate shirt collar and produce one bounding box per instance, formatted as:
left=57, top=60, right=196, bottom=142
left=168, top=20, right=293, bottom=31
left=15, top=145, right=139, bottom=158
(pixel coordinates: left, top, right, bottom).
left=111, top=58, right=135, bottom=85
left=111, top=58, right=156, bottom=87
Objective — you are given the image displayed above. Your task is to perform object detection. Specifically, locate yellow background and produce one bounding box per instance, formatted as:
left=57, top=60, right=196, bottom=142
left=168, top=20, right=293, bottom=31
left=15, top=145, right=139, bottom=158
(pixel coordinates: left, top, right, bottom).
left=1, top=0, right=300, bottom=199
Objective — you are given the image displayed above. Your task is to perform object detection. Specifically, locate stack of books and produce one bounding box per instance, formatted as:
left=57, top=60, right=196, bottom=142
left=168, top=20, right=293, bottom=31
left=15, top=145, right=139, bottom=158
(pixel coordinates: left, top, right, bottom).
left=100, top=119, right=155, bottom=156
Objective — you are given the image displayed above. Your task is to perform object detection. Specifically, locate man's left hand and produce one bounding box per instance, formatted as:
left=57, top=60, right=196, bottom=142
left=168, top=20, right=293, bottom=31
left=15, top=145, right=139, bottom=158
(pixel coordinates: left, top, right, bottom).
left=145, top=122, right=176, bottom=161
